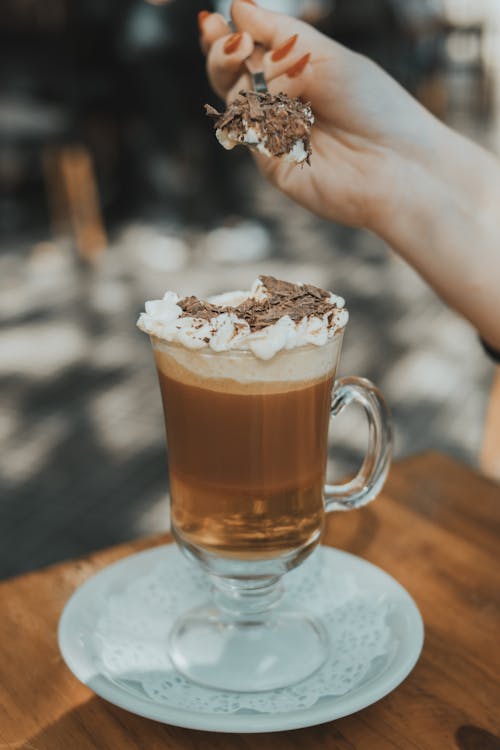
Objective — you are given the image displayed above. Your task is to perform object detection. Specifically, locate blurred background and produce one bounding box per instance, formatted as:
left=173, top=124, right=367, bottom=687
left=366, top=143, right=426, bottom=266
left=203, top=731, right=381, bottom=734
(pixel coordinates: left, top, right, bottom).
left=1, top=0, right=498, bottom=578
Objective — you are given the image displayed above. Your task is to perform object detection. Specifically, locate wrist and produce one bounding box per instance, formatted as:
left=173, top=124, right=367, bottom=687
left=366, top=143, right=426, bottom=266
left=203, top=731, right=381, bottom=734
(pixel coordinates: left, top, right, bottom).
left=364, top=152, right=438, bottom=243
left=417, top=119, right=500, bottom=228
left=363, top=106, right=451, bottom=237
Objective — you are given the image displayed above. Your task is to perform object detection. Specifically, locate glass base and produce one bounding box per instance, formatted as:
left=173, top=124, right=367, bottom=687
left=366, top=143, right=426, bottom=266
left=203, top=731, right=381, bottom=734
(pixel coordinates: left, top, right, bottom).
left=169, top=605, right=328, bottom=692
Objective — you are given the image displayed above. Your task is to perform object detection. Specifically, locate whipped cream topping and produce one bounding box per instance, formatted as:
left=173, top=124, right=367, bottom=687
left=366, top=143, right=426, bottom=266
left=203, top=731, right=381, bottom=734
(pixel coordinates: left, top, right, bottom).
left=137, top=277, right=348, bottom=361
left=206, top=92, right=314, bottom=165
left=216, top=127, right=310, bottom=164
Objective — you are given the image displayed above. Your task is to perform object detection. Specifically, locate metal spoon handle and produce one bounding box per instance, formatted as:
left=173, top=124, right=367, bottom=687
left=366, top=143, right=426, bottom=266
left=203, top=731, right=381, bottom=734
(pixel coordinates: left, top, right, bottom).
left=228, top=20, right=268, bottom=93
left=245, top=44, right=268, bottom=93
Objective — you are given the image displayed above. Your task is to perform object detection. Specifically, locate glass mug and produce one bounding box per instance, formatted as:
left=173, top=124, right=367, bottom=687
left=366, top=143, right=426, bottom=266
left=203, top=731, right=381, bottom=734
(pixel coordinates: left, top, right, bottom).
left=151, top=330, right=392, bottom=692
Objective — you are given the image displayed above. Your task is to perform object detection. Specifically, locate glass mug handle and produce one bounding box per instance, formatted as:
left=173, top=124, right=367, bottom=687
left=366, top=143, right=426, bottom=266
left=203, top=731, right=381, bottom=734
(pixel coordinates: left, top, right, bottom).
left=325, top=376, right=393, bottom=512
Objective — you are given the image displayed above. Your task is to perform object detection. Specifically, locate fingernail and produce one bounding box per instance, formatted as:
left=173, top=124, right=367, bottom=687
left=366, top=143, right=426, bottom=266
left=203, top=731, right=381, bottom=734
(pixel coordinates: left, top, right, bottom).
left=224, top=32, right=243, bottom=54
left=286, top=53, right=311, bottom=78
left=198, top=10, right=211, bottom=32
left=271, top=34, right=298, bottom=62
left=241, top=0, right=257, bottom=5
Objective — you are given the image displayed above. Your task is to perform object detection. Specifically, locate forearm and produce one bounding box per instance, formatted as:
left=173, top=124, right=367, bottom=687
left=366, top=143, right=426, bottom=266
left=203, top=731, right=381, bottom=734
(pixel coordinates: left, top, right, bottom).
left=372, top=157, right=500, bottom=349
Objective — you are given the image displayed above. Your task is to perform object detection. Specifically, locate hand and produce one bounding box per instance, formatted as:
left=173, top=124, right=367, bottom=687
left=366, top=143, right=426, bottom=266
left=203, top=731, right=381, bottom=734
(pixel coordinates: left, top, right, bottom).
left=199, top=0, right=442, bottom=229
left=200, top=1, right=500, bottom=348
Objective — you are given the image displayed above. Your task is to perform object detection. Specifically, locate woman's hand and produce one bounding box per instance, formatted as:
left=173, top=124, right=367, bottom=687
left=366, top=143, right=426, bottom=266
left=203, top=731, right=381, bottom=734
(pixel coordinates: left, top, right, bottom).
left=200, top=1, right=500, bottom=348
left=199, top=0, right=442, bottom=230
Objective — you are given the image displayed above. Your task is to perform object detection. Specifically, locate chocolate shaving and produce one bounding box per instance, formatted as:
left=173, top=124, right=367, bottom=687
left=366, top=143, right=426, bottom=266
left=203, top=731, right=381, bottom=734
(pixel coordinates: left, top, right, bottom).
left=204, top=104, right=221, bottom=118
left=178, top=276, right=338, bottom=332
left=247, top=91, right=264, bottom=120
left=178, top=295, right=222, bottom=321
left=205, top=91, right=313, bottom=164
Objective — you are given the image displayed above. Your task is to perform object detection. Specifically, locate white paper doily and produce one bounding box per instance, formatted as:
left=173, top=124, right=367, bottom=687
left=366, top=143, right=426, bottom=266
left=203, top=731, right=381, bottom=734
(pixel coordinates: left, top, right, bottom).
left=58, top=544, right=423, bottom=733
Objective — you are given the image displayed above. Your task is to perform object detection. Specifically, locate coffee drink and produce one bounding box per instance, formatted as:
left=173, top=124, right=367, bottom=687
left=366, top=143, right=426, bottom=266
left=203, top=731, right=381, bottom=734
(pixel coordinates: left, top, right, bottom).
left=138, top=276, right=349, bottom=562
left=137, top=276, right=394, bottom=695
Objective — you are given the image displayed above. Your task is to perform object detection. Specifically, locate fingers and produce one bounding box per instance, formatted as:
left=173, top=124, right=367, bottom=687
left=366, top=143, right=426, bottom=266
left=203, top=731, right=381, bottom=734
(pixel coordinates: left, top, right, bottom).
left=264, top=46, right=312, bottom=86
left=208, top=27, right=314, bottom=105
left=198, top=11, right=230, bottom=55
left=267, top=54, right=314, bottom=99
left=230, top=0, right=329, bottom=54
left=201, top=2, right=327, bottom=104
left=207, top=31, right=254, bottom=100
left=258, top=31, right=311, bottom=84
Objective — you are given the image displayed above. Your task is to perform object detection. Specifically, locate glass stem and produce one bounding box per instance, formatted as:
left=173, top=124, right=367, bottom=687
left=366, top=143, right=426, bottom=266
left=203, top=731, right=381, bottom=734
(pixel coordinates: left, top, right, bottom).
left=210, top=576, right=285, bottom=620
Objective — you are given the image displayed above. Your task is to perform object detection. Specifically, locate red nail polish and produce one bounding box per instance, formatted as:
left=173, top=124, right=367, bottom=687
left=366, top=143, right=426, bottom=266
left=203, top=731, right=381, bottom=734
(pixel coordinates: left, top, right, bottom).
left=271, top=34, right=298, bottom=62
left=286, top=53, right=311, bottom=78
left=198, top=10, right=211, bottom=32
left=224, top=32, right=243, bottom=54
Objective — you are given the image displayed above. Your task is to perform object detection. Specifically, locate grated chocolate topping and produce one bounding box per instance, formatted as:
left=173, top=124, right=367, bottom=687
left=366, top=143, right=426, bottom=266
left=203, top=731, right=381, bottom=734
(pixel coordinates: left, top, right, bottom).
left=178, top=276, right=338, bottom=332
left=205, top=91, right=313, bottom=164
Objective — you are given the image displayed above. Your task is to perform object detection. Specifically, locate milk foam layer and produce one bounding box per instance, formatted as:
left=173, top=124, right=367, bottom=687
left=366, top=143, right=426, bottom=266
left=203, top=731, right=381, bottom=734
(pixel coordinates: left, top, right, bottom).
left=137, top=278, right=349, bottom=361
left=154, top=336, right=342, bottom=390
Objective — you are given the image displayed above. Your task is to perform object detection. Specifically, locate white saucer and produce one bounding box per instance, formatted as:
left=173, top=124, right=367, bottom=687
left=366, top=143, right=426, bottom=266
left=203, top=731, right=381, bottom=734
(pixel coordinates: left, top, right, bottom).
left=58, top=544, right=423, bottom=733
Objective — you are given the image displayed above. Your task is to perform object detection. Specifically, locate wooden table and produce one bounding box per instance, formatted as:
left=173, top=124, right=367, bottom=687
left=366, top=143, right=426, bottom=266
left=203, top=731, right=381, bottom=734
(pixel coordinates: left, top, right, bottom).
left=1, top=453, right=499, bottom=750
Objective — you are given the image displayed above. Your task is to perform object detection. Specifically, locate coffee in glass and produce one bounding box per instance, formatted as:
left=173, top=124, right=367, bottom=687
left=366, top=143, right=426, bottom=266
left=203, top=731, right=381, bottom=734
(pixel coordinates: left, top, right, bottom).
left=138, top=276, right=392, bottom=691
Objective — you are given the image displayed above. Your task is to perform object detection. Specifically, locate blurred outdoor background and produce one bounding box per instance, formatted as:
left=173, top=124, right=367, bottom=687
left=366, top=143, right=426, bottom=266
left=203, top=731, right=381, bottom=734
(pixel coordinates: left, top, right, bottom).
left=1, top=0, right=498, bottom=578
